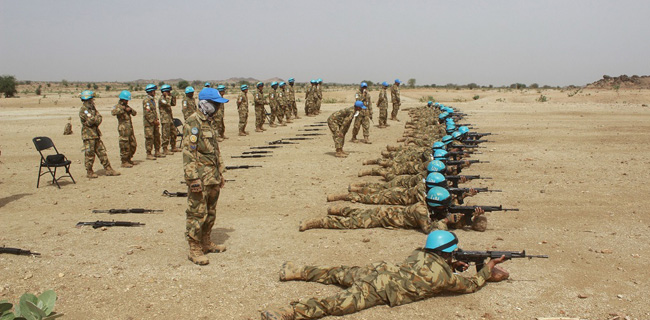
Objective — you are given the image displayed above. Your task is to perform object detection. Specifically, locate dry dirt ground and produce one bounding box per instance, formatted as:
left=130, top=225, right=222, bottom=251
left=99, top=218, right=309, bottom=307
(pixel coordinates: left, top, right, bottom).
left=0, top=87, right=649, bottom=320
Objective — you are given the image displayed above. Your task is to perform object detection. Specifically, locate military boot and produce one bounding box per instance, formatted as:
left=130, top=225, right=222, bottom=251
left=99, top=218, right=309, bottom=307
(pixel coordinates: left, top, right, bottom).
left=171, top=147, right=182, bottom=152
left=279, top=261, right=304, bottom=281
left=327, top=205, right=347, bottom=216
left=363, top=159, right=379, bottom=165
left=299, top=218, right=324, bottom=232
left=121, top=161, right=133, bottom=168
left=335, top=148, right=347, bottom=158
left=350, top=137, right=359, bottom=143
left=260, top=307, right=295, bottom=320
left=86, top=169, right=98, bottom=179
left=154, top=150, right=165, bottom=158
left=255, top=127, right=264, bottom=132
left=201, top=229, right=226, bottom=254
left=347, top=185, right=363, bottom=193
left=105, top=166, right=121, bottom=176
left=386, top=145, right=399, bottom=151
left=270, top=123, right=278, bottom=128
left=396, top=137, right=407, bottom=142
left=188, top=239, right=209, bottom=265
left=362, top=136, right=372, bottom=144
left=238, top=131, right=246, bottom=136
left=358, top=169, right=375, bottom=177
left=326, top=193, right=349, bottom=202
left=146, top=153, right=156, bottom=160
left=472, top=216, right=488, bottom=232
left=381, top=150, right=392, bottom=158
left=164, top=148, right=174, bottom=156
left=348, top=182, right=366, bottom=190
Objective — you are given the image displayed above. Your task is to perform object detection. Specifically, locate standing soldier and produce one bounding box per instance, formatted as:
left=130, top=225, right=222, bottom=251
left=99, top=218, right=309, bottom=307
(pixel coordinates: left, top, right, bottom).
left=351, top=82, right=373, bottom=144
left=268, top=81, right=280, bottom=127
left=254, top=82, right=267, bottom=132
left=159, top=84, right=179, bottom=155
left=237, top=84, right=249, bottom=136
left=183, top=87, right=228, bottom=265
left=215, top=85, right=228, bottom=141
left=391, top=78, right=402, bottom=121
left=377, top=81, right=389, bottom=128
left=305, top=79, right=317, bottom=116
left=278, top=82, right=291, bottom=124
left=78, top=90, right=120, bottom=178
left=111, top=90, right=137, bottom=168
left=182, top=86, right=196, bottom=121
left=315, top=78, right=323, bottom=115
left=328, top=101, right=364, bottom=158
left=287, top=78, right=299, bottom=119
left=143, top=84, right=163, bottom=160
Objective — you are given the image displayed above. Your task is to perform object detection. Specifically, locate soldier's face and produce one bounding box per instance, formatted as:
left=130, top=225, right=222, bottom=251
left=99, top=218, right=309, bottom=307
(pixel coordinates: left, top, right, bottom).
left=186, top=92, right=194, bottom=98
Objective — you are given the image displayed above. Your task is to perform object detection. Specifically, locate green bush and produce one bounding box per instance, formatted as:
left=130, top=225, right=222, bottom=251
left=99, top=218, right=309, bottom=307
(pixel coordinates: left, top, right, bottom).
left=418, top=95, right=435, bottom=103
left=536, top=95, right=548, bottom=102
left=472, top=95, right=479, bottom=100
left=0, top=75, right=18, bottom=98
left=0, top=290, right=62, bottom=320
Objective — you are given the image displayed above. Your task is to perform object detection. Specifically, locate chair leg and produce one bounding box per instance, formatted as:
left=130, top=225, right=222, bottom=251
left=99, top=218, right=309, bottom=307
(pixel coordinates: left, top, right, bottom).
left=51, top=167, right=61, bottom=189
left=36, top=165, right=42, bottom=188
left=67, top=165, right=76, bottom=184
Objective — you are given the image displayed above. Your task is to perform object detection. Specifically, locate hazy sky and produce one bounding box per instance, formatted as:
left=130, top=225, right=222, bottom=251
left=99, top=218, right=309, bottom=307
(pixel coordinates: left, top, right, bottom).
left=1, top=0, right=649, bottom=86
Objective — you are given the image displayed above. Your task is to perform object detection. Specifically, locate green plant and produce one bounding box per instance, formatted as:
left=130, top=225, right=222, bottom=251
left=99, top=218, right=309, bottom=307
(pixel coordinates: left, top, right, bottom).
left=105, top=85, right=111, bottom=91
left=407, top=78, right=416, bottom=88
left=0, top=75, right=18, bottom=98
left=322, top=98, right=338, bottom=104
left=0, top=290, right=62, bottom=320
left=472, top=95, right=479, bottom=100
left=537, top=95, right=548, bottom=102
left=177, top=80, right=190, bottom=90
left=35, top=85, right=42, bottom=96
left=418, top=95, right=435, bottom=103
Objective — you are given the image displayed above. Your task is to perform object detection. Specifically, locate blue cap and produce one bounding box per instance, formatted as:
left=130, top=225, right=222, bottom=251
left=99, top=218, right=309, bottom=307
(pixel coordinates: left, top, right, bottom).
left=426, top=187, right=451, bottom=208
left=310, top=79, right=317, bottom=84
left=426, top=172, right=447, bottom=188
left=382, top=81, right=388, bottom=87
left=354, top=101, right=365, bottom=109
left=217, top=85, right=226, bottom=92
left=458, top=126, right=469, bottom=134
left=424, top=230, right=458, bottom=252
left=427, top=101, right=433, bottom=106
left=451, top=131, right=462, bottom=139
left=80, top=90, right=94, bottom=101
left=204, top=82, right=211, bottom=87
left=241, top=84, right=248, bottom=90
left=427, top=160, right=446, bottom=173
left=432, top=142, right=445, bottom=150
left=433, top=149, right=449, bottom=160
left=199, top=88, right=229, bottom=103
left=395, top=79, right=401, bottom=84
left=145, top=84, right=157, bottom=92
left=279, top=82, right=286, bottom=87
left=441, top=135, right=453, bottom=144
left=119, top=90, right=131, bottom=101
left=317, top=78, right=322, bottom=83
left=185, top=86, right=195, bottom=94
left=161, top=84, right=172, bottom=92
left=288, top=78, right=295, bottom=83
left=360, top=82, right=368, bottom=88
left=257, top=82, right=264, bottom=87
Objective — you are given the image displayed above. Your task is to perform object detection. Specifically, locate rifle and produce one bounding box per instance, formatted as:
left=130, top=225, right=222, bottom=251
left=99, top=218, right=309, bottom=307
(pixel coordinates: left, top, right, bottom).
left=467, top=132, right=495, bottom=137
left=92, top=208, right=163, bottom=214
left=315, top=121, right=327, bottom=123
left=299, top=128, right=324, bottom=132
left=441, top=159, right=489, bottom=166
left=461, top=139, right=491, bottom=144
left=0, top=246, right=41, bottom=256
left=444, top=175, right=492, bottom=188
left=269, top=140, right=298, bottom=145
left=448, top=205, right=519, bottom=225
left=455, top=123, right=473, bottom=127
left=296, top=133, right=325, bottom=136
left=242, top=150, right=273, bottom=154
left=225, top=165, right=262, bottom=170
left=304, top=124, right=327, bottom=127
left=447, top=187, right=501, bottom=204
left=180, top=179, right=235, bottom=183
left=281, top=137, right=314, bottom=141
left=231, top=154, right=271, bottom=158
left=162, top=190, right=188, bottom=197
left=263, top=107, right=273, bottom=123
left=76, top=220, right=145, bottom=229
left=451, top=144, right=486, bottom=149
left=250, top=145, right=283, bottom=149
left=452, top=249, right=548, bottom=272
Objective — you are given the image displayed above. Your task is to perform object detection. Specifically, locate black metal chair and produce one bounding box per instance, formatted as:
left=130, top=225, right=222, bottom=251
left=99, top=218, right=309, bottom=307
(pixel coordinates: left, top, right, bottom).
left=33, top=136, right=75, bottom=188
left=173, top=118, right=184, bottom=148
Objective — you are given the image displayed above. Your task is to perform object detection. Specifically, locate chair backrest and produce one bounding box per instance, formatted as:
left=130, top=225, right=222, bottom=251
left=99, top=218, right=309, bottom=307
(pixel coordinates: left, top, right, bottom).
left=33, top=136, right=54, bottom=152
left=173, top=118, right=183, bottom=127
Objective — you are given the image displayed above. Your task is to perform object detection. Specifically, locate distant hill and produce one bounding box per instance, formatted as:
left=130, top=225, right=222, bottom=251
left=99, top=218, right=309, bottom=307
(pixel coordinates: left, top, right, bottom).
left=586, top=75, right=650, bottom=89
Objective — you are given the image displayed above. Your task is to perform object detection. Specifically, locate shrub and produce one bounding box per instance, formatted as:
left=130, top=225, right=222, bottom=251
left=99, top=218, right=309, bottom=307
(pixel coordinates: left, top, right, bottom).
left=473, top=95, right=479, bottom=100
left=0, top=290, right=62, bottom=320
left=537, top=95, right=548, bottom=102
left=177, top=80, right=190, bottom=90
left=0, top=75, right=18, bottom=97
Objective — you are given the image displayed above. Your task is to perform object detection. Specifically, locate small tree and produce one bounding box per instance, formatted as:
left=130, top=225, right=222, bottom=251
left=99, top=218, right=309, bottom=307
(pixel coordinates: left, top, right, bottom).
left=93, top=83, right=98, bottom=90
left=35, top=85, right=42, bottom=95
left=105, top=85, right=111, bottom=91
left=158, top=81, right=165, bottom=87
left=0, top=75, right=18, bottom=97
left=407, top=78, right=416, bottom=88
left=530, top=83, right=539, bottom=89
left=61, top=79, right=69, bottom=87
left=177, top=80, right=190, bottom=89
left=467, top=83, right=479, bottom=89
left=86, top=83, right=92, bottom=89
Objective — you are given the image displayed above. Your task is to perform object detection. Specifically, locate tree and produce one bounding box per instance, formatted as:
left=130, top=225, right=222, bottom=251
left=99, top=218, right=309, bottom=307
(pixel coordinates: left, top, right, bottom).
left=530, top=83, right=539, bottom=89
left=35, top=85, right=42, bottom=95
left=105, top=85, right=111, bottom=91
left=407, top=78, right=416, bottom=88
left=61, top=79, right=69, bottom=87
left=0, top=75, right=18, bottom=97
left=467, top=83, right=479, bottom=89
left=360, top=80, right=374, bottom=87
left=177, top=80, right=190, bottom=89
left=92, top=83, right=98, bottom=90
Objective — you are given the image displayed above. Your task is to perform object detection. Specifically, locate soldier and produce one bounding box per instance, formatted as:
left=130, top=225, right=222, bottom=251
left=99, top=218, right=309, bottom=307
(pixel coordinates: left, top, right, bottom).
left=215, top=85, right=228, bottom=141
left=377, top=81, right=389, bottom=128
left=261, top=230, right=509, bottom=319
left=237, top=84, right=249, bottom=136
left=279, top=82, right=292, bottom=123
left=390, top=78, right=402, bottom=121
left=111, top=90, right=137, bottom=168
left=351, top=82, right=372, bottom=144
left=159, top=84, right=179, bottom=155
left=315, top=78, right=323, bottom=115
left=253, top=82, right=268, bottom=132
left=78, top=90, right=120, bottom=178
left=328, top=101, right=364, bottom=158
left=182, top=86, right=197, bottom=121
left=143, top=84, right=163, bottom=160
left=287, top=78, right=299, bottom=119
left=304, top=80, right=317, bottom=117
left=268, top=82, right=280, bottom=127
left=183, top=87, right=228, bottom=265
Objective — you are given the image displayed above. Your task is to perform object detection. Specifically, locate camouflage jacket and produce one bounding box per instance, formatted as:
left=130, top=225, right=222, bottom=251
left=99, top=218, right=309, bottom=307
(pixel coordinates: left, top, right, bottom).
left=182, top=96, right=197, bottom=121
left=111, top=100, right=136, bottom=127
left=391, top=84, right=401, bottom=105
left=305, top=85, right=315, bottom=102
left=79, top=100, right=102, bottom=140
left=268, top=88, right=278, bottom=108
left=328, top=106, right=355, bottom=127
left=158, top=94, right=176, bottom=124
left=183, top=111, right=224, bottom=185
left=316, top=84, right=322, bottom=100
left=355, top=88, right=373, bottom=115
left=237, top=91, right=248, bottom=110
left=142, top=94, right=158, bottom=127
left=377, top=87, right=388, bottom=108
left=254, top=89, right=266, bottom=106
left=287, top=84, right=295, bottom=101
left=277, top=87, right=287, bottom=106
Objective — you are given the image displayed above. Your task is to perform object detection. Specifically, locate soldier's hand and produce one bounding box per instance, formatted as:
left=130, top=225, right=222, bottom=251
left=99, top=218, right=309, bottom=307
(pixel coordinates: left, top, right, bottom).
left=487, top=255, right=507, bottom=268
left=459, top=176, right=468, bottom=184
left=468, top=188, right=478, bottom=196
left=474, top=207, right=485, bottom=216
left=219, top=177, right=225, bottom=188
left=452, top=260, right=469, bottom=272
left=125, top=106, right=132, bottom=112
left=155, top=120, right=160, bottom=126
left=189, top=179, right=202, bottom=193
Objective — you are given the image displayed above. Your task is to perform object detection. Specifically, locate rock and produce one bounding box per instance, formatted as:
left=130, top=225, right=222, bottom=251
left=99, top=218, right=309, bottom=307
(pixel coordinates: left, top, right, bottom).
left=158, top=229, right=164, bottom=233
left=601, top=249, right=613, bottom=254
left=58, top=273, right=65, bottom=278
left=101, top=227, right=108, bottom=231
left=24, top=273, right=33, bottom=280
left=578, top=294, right=588, bottom=299
left=362, top=238, right=370, bottom=243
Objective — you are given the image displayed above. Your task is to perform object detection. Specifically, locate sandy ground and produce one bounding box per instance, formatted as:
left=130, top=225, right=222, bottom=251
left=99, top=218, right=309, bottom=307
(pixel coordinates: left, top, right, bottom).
left=0, top=87, right=649, bottom=320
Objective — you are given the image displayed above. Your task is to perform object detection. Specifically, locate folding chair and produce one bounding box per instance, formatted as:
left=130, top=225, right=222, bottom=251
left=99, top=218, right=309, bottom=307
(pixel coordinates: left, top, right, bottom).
left=173, top=118, right=184, bottom=148
left=32, top=136, right=75, bottom=188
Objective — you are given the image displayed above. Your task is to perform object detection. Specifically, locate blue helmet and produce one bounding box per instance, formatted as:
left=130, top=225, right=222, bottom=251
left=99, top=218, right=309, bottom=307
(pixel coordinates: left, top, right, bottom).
left=434, top=102, right=440, bottom=107
left=198, top=87, right=229, bottom=103
left=360, top=82, right=368, bottom=88
left=310, top=79, right=317, bottom=84
left=204, top=82, right=211, bottom=87
left=395, top=79, right=401, bottom=84
left=441, top=135, right=453, bottom=145
left=161, top=84, right=172, bottom=92
left=426, top=186, right=451, bottom=208
left=80, top=90, right=94, bottom=101
left=354, top=101, right=365, bottom=109
left=446, top=125, right=457, bottom=134
left=458, top=126, right=470, bottom=135
left=241, top=84, right=249, bottom=91
left=432, top=141, right=445, bottom=151
left=424, top=230, right=458, bottom=252
left=445, top=118, right=455, bottom=123
left=427, top=101, right=433, bottom=106
left=433, top=149, right=448, bottom=160
left=217, top=85, right=226, bottom=92
left=451, top=131, right=463, bottom=139
left=317, top=78, right=322, bottom=83
left=119, top=90, right=131, bottom=101
left=426, top=172, right=447, bottom=188
left=279, top=82, right=286, bottom=87
left=271, top=81, right=278, bottom=87
left=427, top=160, right=446, bottom=173
left=382, top=81, right=388, bottom=87
left=185, top=86, right=195, bottom=94
left=257, top=82, right=264, bottom=87
left=288, top=78, right=295, bottom=83
left=439, top=112, right=449, bottom=119
left=145, top=84, right=157, bottom=92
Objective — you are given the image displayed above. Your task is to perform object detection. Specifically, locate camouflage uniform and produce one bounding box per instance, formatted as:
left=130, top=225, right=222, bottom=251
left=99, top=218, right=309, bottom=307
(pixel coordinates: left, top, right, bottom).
left=159, top=94, right=177, bottom=151
left=289, top=249, right=492, bottom=319
left=79, top=100, right=112, bottom=172
left=277, top=86, right=287, bottom=124
left=237, top=90, right=249, bottom=134
left=304, top=84, right=315, bottom=116
left=315, top=83, right=323, bottom=114
left=377, top=86, right=388, bottom=127
left=317, top=203, right=444, bottom=233
left=390, top=83, right=401, bottom=119
left=182, top=95, right=197, bottom=121
left=142, top=94, right=161, bottom=156
left=268, top=87, right=279, bottom=126
left=357, top=172, right=426, bottom=190
left=254, top=87, right=267, bottom=130
left=346, top=181, right=426, bottom=206
left=111, top=99, right=137, bottom=164
left=288, top=83, right=298, bottom=118
left=214, top=104, right=226, bottom=139
left=182, top=111, right=225, bottom=242
left=327, top=106, right=355, bottom=150
left=351, top=88, right=372, bottom=141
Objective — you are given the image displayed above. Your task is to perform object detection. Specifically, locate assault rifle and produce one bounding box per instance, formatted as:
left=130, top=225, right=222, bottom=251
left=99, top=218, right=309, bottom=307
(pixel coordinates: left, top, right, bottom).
left=461, top=139, right=491, bottom=144
left=269, top=140, right=297, bottom=145
left=467, top=132, right=496, bottom=137
left=163, top=190, right=188, bottom=197
left=76, top=220, right=145, bottom=229
left=231, top=154, right=271, bottom=158
left=296, top=133, right=325, bottom=136
left=440, top=159, right=489, bottom=166
left=452, top=249, right=548, bottom=272
left=447, top=187, right=502, bottom=204
left=251, top=146, right=283, bottom=149
left=0, top=246, right=41, bottom=256
left=455, top=123, right=473, bottom=127
left=451, top=144, right=486, bottom=149
left=92, top=208, right=163, bottom=214
left=443, top=175, right=492, bottom=187
left=263, top=107, right=273, bottom=123
left=299, top=128, right=324, bottom=132
left=304, top=124, right=327, bottom=127
left=448, top=205, right=519, bottom=225
left=281, top=137, right=314, bottom=141
left=179, top=179, right=234, bottom=184
left=225, top=165, right=262, bottom=170
left=242, top=150, right=273, bottom=154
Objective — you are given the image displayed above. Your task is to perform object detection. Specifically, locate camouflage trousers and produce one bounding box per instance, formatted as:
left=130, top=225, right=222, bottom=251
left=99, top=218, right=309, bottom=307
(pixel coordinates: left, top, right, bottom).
left=144, top=125, right=160, bottom=154
left=255, top=105, right=265, bottom=129
left=347, top=188, right=419, bottom=206
left=328, top=118, right=352, bottom=150
left=305, top=100, right=315, bottom=115
left=161, top=122, right=177, bottom=149
left=315, top=99, right=322, bottom=113
left=277, top=103, right=287, bottom=122
left=185, top=184, right=220, bottom=242
left=238, top=106, right=248, bottom=133
left=118, top=128, right=137, bottom=162
left=83, top=138, right=110, bottom=171
left=290, top=100, right=298, bottom=117
left=215, top=107, right=225, bottom=137
left=378, top=106, right=388, bottom=126
left=316, top=204, right=441, bottom=233
left=351, top=110, right=370, bottom=139
left=281, top=104, right=291, bottom=122
left=391, top=102, right=400, bottom=119
left=269, top=104, right=279, bottom=125
left=358, top=174, right=422, bottom=190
